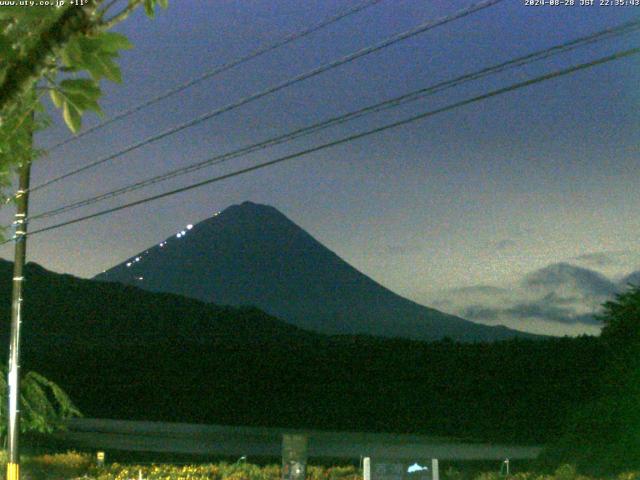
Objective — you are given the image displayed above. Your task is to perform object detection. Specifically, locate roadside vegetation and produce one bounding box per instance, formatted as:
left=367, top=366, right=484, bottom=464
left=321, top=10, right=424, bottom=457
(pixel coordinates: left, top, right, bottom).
left=0, top=452, right=360, bottom=480
left=2, top=452, right=640, bottom=480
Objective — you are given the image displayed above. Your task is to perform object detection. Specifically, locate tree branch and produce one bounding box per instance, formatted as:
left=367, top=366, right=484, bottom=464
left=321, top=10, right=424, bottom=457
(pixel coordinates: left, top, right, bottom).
left=100, top=0, right=145, bottom=30
left=0, top=2, right=103, bottom=115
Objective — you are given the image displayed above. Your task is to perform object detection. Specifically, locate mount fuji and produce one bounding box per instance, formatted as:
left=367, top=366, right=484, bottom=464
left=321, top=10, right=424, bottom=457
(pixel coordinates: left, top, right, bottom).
left=95, top=201, right=531, bottom=341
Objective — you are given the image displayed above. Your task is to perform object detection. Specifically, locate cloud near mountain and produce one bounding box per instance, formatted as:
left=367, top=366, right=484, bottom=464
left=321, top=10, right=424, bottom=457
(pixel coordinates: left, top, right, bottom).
left=429, top=261, right=640, bottom=336
left=572, top=249, right=640, bottom=281
left=621, top=271, right=640, bottom=288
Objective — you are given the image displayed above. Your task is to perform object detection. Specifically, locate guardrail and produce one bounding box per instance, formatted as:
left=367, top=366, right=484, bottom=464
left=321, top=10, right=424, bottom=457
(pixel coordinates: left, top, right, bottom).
left=53, top=418, right=542, bottom=461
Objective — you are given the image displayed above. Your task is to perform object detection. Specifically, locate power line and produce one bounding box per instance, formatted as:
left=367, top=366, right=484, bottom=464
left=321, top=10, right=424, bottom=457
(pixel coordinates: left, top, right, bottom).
left=45, top=0, right=387, bottom=152
left=7, top=46, right=637, bottom=244
left=27, top=0, right=505, bottom=195
left=28, top=18, right=640, bottom=222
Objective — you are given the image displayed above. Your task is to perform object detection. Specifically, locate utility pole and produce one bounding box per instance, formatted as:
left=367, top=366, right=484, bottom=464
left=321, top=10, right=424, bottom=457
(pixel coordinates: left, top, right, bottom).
left=6, top=130, right=32, bottom=480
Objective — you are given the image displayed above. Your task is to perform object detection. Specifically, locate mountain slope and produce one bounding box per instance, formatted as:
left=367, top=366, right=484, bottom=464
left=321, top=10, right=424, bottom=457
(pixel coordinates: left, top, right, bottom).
left=96, top=201, right=530, bottom=341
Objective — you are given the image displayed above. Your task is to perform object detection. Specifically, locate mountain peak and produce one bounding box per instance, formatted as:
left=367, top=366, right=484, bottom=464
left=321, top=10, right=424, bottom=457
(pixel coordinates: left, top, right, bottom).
left=231, top=200, right=266, bottom=211
left=217, top=201, right=288, bottom=221
left=240, top=200, right=261, bottom=208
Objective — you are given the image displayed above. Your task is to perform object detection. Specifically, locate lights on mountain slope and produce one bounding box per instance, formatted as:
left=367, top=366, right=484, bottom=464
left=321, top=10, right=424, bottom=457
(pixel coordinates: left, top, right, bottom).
left=125, top=221, right=195, bottom=269
left=175, top=225, right=191, bottom=239
left=126, top=255, right=143, bottom=267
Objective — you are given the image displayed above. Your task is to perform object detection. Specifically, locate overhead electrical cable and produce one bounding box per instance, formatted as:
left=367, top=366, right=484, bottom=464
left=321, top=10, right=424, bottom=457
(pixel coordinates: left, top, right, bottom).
left=46, top=0, right=387, bottom=152
left=28, top=18, right=640, bottom=222
left=4, top=46, right=635, bottom=245
left=27, top=0, right=505, bottom=195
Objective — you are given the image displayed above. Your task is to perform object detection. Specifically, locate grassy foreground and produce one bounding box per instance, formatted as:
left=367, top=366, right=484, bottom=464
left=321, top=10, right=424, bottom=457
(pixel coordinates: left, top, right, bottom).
left=4, top=452, right=640, bottom=480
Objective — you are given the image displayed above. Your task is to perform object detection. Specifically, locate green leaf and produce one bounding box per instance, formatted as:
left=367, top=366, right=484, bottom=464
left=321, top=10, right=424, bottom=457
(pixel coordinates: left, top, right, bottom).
left=64, top=92, right=89, bottom=111
left=54, top=78, right=106, bottom=123
left=98, top=32, right=133, bottom=52
left=82, top=53, right=109, bottom=81
left=49, top=89, right=64, bottom=109
left=65, top=91, right=103, bottom=117
left=78, top=36, right=105, bottom=53
left=158, top=0, right=169, bottom=8
left=97, top=55, right=122, bottom=83
left=62, top=101, right=81, bottom=133
left=81, top=52, right=121, bottom=83
left=144, top=0, right=156, bottom=18
left=59, top=78, right=101, bottom=100
left=75, top=37, right=123, bottom=83
left=61, top=37, right=84, bottom=68
left=83, top=99, right=103, bottom=116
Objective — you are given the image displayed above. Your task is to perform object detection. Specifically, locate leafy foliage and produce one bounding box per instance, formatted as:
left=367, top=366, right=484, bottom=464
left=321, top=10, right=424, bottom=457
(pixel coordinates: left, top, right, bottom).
left=26, top=450, right=93, bottom=480
left=599, top=284, right=640, bottom=348
left=599, top=285, right=640, bottom=398
left=0, top=363, right=81, bottom=438
left=96, top=462, right=289, bottom=480
left=542, top=394, right=640, bottom=475
left=0, top=0, right=168, bottom=196
left=21, top=456, right=359, bottom=480
left=542, top=286, right=640, bottom=474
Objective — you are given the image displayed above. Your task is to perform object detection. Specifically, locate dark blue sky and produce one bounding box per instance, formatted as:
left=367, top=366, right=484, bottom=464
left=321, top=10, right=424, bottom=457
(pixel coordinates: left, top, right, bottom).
left=2, top=0, right=638, bottom=334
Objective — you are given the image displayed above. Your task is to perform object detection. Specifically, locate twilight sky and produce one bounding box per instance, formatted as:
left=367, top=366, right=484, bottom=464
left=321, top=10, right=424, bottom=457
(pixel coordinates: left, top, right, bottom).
left=1, top=0, right=639, bottom=336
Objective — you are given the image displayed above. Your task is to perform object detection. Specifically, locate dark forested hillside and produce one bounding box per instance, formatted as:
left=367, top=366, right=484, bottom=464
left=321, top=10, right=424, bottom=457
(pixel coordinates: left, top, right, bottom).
left=0, top=260, right=603, bottom=443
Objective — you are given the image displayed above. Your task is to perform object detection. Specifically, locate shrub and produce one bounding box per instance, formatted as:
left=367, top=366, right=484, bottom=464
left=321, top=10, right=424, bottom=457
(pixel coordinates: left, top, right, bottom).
left=88, top=461, right=286, bottom=480
left=444, top=466, right=463, bottom=480
left=617, top=473, right=640, bottom=480
left=474, top=472, right=501, bottom=480
left=27, top=451, right=93, bottom=480
left=553, top=465, right=577, bottom=480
